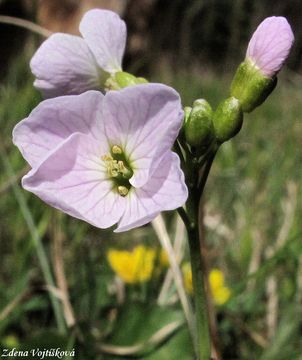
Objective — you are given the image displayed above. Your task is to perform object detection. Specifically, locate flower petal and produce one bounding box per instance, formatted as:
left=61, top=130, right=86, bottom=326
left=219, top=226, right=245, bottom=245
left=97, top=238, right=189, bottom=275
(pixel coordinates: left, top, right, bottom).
left=13, top=91, right=105, bottom=168
left=79, top=9, right=126, bottom=73
left=102, top=84, right=184, bottom=188
left=115, top=152, right=188, bottom=232
left=30, top=33, right=100, bottom=98
left=22, top=133, right=125, bottom=229
left=246, top=17, right=294, bottom=77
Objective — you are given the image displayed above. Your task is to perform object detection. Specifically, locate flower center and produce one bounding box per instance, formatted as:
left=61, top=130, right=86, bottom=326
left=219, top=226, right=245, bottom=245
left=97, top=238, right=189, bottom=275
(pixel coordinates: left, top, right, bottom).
left=102, top=145, right=133, bottom=197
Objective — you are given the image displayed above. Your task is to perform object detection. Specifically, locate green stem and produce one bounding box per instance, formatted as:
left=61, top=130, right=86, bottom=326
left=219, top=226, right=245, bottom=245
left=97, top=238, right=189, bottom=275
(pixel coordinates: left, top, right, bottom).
left=188, top=224, right=211, bottom=360
left=177, top=206, right=191, bottom=229
left=185, top=150, right=217, bottom=360
left=198, top=151, right=216, bottom=196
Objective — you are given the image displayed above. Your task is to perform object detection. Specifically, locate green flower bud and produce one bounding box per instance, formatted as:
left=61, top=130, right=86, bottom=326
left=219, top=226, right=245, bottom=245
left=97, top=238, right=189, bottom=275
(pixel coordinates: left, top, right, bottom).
left=183, top=106, right=192, bottom=125
left=230, top=59, right=277, bottom=113
left=105, top=71, right=148, bottom=90
left=184, top=99, right=215, bottom=152
left=136, top=77, right=149, bottom=84
left=213, top=97, right=243, bottom=143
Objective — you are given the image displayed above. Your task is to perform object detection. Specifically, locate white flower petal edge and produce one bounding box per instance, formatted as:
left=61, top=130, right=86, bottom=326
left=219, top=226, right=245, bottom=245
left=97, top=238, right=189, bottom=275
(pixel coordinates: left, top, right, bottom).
left=22, top=132, right=125, bottom=229
left=101, top=84, right=184, bottom=188
left=115, top=152, right=188, bottom=232
left=246, top=16, right=294, bottom=77
left=79, top=9, right=126, bottom=74
left=13, top=91, right=105, bottom=168
left=14, top=84, right=188, bottom=232
left=30, top=33, right=100, bottom=98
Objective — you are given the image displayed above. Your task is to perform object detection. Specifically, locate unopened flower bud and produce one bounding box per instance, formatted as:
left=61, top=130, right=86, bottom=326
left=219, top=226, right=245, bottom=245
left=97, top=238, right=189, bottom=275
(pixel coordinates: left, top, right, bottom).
left=184, top=99, right=214, bottom=153
left=246, top=17, right=294, bottom=78
left=183, top=106, right=192, bottom=125
left=231, top=17, right=294, bottom=113
left=213, top=97, right=243, bottom=143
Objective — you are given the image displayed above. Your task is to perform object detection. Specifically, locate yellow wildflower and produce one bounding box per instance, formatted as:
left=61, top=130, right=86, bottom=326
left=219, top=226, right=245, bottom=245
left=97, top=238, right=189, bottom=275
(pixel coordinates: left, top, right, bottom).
left=182, top=262, right=193, bottom=295
left=209, top=268, right=231, bottom=305
left=182, top=264, right=231, bottom=305
left=159, top=249, right=169, bottom=268
left=107, top=245, right=156, bottom=284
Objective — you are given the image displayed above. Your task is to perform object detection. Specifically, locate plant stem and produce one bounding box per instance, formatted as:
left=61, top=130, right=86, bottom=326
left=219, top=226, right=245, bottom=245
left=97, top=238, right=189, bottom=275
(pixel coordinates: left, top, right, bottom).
left=187, top=222, right=211, bottom=360
left=199, top=202, right=221, bottom=360
left=184, top=150, right=217, bottom=360
left=198, top=151, right=216, bottom=196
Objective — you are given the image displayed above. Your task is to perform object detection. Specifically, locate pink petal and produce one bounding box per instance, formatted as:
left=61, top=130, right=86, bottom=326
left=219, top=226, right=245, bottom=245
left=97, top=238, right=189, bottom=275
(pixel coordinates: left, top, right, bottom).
left=101, top=84, right=184, bottom=188
left=30, top=33, right=100, bottom=98
left=79, top=9, right=126, bottom=74
left=115, top=152, right=188, bottom=232
left=22, top=133, right=125, bottom=229
left=246, top=17, right=294, bottom=77
left=13, top=91, right=105, bottom=168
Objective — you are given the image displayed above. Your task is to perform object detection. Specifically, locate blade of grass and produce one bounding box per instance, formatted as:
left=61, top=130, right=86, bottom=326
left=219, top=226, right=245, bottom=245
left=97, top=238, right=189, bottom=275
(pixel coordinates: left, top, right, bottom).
left=51, top=212, right=76, bottom=327
left=151, top=215, right=195, bottom=343
left=0, top=142, right=66, bottom=333
left=0, top=289, right=29, bottom=323
left=157, top=214, right=186, bottom=305
left=98, top=320, right=184, bottom=357
left=0, top=15, right=52, bottom=37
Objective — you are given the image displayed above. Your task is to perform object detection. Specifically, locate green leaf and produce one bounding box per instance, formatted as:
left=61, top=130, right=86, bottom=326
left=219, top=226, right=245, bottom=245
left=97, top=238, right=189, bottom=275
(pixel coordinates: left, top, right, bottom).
left=260, top=308, right=302, bottom=360
left=109, top=302, right=183, bottom=345
left=145, top=327, right=193, bottom=360
left=102, top=302, right=193, bottom=359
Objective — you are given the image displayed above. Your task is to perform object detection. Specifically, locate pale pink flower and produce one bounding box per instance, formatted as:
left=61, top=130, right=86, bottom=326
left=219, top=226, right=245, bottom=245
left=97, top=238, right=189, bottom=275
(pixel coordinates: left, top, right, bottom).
left=31, top=9, right=126, bottom=98
left=246, top=16, right=294, bottom=77
left=13, top=84, right=188, bottom=232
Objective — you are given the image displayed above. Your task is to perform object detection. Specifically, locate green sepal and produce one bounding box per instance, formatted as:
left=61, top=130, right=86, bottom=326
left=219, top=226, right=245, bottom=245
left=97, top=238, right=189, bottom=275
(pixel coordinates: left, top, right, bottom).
left=213, top=97, right=243, bottom=143
left=183, top=106, right=192, bottom=126
left=231, top=59, right=277, bottom=113
left=184, top=99, right=215, bottom=153
left=105, top=71, right=148, bottom=90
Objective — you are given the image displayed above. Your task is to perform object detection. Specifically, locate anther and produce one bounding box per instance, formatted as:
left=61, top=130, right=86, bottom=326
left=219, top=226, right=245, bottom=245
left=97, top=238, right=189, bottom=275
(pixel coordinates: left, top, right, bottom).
left=101, top=154, right=113, bottom=161
left=118, top=186, right=129, bottom=197
left=112, top=145, right=123, bottom=154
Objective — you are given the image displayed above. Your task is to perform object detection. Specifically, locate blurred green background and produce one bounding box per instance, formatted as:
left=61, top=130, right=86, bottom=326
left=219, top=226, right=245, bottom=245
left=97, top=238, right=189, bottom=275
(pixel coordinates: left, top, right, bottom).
left=0, top=1, right=301, bottom=359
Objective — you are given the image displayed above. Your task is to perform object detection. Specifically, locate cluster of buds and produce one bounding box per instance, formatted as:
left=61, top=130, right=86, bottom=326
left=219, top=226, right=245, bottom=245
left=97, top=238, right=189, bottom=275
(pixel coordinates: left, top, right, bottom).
left=184, top=17, right=294, bottom=151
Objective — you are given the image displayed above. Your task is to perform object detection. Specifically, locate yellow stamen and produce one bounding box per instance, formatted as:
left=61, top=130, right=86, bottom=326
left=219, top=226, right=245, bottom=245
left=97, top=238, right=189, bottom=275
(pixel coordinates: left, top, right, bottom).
left=102, top=152, right=132, bottom=180
left=112, top=145, right=123, bottom=154
left=101, top=146, right=133, bottom=197
left=101, top=154, right=113, bottom=161
left=118, top=186, right=129, bottom=197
